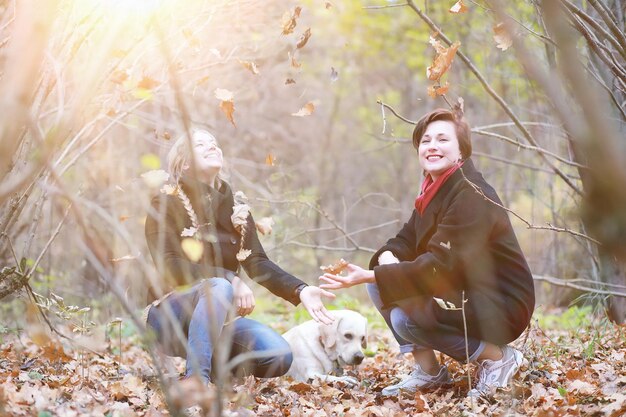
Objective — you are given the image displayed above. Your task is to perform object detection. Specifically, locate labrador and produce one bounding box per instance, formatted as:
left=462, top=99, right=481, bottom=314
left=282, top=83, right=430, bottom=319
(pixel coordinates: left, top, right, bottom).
left=282, top=309, right=368, bottom=386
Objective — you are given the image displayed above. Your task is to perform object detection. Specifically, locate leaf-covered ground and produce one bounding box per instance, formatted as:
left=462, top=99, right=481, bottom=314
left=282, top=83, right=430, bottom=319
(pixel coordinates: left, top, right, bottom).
left=1, top=307, right=625, bottom=417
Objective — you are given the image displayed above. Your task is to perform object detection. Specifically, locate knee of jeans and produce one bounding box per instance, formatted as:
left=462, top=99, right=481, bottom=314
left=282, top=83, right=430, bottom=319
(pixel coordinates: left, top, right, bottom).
left=390, top=307, right=413, bottom=341
left=205, top=277, right=234, bottom=305
left=268, top=350, right=293, bottom=376
left=365, top=283, right=382, bottom=306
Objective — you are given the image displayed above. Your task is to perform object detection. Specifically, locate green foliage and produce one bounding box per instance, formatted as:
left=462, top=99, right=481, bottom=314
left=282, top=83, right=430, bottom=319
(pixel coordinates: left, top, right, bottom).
left=535, top=305, right=594, bottom=331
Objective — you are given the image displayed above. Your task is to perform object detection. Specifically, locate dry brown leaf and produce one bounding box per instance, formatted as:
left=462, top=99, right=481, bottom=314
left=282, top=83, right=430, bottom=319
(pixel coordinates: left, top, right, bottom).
left=255, top=217, right=274, bottom=235
left=265, top=154, right=276, bottom=166
left=296, top=28, right=312, bottom=49
left=137, top=76, right=159, bottom=90
left=320, top=258, right=349, bottom=275
left=493, top=22, right=512, bottom=51
left=288, top=51, right=301, bottom=68
left=285, top=78, right=296, bottom=85
left=449, top=0, right=468, bottom=13
left=292, top=102, right=315, bottom=117
left=219, top=100, right=236, bottom=127
left=239, top=59, right=259, bottom=75
left=427, top=82, right=449, bottom=98
left=325, top=2, right=333, bottom=9
left=214, top=88, right=234, bottom=101
left=427, top=36, right=461, bottom=82
left=281, top=6, right=302, bottom=35
left=110, top=69, right=128, bottom=84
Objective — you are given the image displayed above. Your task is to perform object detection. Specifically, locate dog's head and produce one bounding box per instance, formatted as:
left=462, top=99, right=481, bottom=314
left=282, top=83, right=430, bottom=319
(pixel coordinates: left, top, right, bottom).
left=319, top=310, right=368, bottom=366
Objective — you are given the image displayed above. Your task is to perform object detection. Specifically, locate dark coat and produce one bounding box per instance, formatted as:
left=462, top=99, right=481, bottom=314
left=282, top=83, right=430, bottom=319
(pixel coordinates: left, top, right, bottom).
left=145, top=177, right=304, bottom=305
left=369, top=159, right=535, bottom=344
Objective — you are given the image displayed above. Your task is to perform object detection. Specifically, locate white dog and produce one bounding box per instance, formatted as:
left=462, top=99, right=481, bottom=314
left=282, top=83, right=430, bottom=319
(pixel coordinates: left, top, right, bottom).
left=282, top=309, right=368, bottom=386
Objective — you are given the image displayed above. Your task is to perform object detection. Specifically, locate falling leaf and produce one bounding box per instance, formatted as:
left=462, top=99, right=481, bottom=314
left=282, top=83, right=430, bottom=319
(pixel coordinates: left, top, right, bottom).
left=141, top=170, right=169, bottom=188
left=493, top=22, right=512, bottom=51
left=292, top=102, right=315, bottom=117
left=449, top=0, right=468, bottom=13
left=427, top=82, right=450, bottom=98
left=330, top=67, right=339, bottom=82
left=209, top=48, right=222, bottom=58
left=427, top=36, right=461, bottom=82
left=196, top=75, right=210, bottom=86
left=265, top=154, right=276, bottom=166
left=111, top=254, right=137, bottom=262
left=132, top=88, right=153, bottom=100
left=140, top=153, right=161, bottom=170
left=296, top=28, right=312, bottom=49
left=239, top=60, right=259, bottom=75
left=236, top=249, right=252, bottom=262
left=285, top=78, right=296, bottom=85
left=138, top=76, right=159, bottom=90
left=110, top=70, right=128, bottom=84
left=325, top=2, right=333, bottom=9
left=181, top=238, right=203, bottom=262
left=281, top=6, right=302, bottom=35
left=215, top=89, right=236, bottom=127
left=219, top=101, right=236, bottom=127
left=119, top=215, right=130, bottom=222
left=288, top=51, right=301, bottom=68
left=214, top=88, right=234, bottom=101
left=255, top=217, right=274, bottom=235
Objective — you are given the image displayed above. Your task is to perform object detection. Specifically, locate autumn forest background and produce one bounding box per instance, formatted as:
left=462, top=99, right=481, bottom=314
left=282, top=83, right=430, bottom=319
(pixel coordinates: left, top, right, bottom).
left=1, top=0, right=626, bottom=416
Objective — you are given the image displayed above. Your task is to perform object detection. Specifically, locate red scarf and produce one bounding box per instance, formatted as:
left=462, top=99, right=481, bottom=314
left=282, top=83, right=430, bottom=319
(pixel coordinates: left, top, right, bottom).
left=414, top=162, right=463, bottom=215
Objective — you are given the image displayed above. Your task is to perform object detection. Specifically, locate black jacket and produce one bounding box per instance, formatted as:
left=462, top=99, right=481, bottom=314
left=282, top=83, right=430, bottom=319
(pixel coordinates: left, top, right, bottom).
left=145, top=177, right=304, bottom=305
left=370, top=159, right=534, bottom=337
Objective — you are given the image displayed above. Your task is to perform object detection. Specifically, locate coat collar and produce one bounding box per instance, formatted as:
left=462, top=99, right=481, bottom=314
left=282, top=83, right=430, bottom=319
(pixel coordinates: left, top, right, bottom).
left=414, top=158, right=480, bottom=242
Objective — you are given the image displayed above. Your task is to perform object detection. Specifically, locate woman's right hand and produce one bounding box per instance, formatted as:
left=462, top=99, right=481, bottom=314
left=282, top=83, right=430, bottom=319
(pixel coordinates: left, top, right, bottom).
left=232, top=276, right=255, bottom=317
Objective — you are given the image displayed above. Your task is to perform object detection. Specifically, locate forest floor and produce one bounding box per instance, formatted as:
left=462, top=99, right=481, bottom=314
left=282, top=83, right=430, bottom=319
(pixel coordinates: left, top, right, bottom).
left=1, top=302, right=625, bottom=417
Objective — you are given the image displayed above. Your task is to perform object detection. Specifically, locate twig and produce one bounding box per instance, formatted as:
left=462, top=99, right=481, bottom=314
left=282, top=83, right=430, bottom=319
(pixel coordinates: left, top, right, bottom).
left=533, top=274, right=626, bottom=298
left=459, top=168, right=599, bottom=245
left=363, top=3, right=409, bottom=9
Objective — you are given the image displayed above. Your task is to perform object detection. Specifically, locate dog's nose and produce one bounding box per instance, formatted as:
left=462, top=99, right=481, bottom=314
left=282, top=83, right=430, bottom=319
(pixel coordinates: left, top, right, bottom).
left=353, top=352, right=364, bottom=365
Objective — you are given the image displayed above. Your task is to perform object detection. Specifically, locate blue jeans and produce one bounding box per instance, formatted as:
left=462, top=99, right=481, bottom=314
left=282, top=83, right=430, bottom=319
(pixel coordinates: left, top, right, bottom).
left=146, top=278, right=292, bottom=382
left=367, top=283, right=485, bottom=362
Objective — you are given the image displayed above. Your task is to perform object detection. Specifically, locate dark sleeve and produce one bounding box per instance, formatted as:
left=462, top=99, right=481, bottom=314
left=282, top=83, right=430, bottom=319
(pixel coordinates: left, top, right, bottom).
left=240, top=213, right=305, bottom=306
left=145, top=195, right=236, bottom=290
left=374, top=184, right=495, bottom=304
left=369, top=211, right=418, bottom=269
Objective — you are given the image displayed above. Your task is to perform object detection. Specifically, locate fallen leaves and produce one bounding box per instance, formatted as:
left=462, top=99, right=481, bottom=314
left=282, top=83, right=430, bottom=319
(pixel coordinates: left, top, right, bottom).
left=1, top=306, right=625, bottom=416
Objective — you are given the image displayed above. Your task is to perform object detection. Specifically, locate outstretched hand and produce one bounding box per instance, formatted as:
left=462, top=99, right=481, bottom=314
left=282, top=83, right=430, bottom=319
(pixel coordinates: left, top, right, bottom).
left=319, top=263, right=375, bottom=290
left=299, top=286, right=336, bottom=325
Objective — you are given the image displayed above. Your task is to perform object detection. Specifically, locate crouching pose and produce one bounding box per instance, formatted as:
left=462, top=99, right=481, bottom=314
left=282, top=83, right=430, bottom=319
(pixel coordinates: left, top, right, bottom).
left=144, top=129, right=335, bottom=385
left=320, top=109, right=535, bottom=398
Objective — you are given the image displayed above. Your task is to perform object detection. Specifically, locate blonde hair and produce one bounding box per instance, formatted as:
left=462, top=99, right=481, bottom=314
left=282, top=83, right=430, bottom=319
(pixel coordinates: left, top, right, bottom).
left=167, top=129, right=222, bottom=184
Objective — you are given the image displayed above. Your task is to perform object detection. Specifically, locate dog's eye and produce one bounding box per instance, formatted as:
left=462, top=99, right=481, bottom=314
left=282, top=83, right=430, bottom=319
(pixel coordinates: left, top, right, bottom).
left=344, top=333, right=353, bottom=340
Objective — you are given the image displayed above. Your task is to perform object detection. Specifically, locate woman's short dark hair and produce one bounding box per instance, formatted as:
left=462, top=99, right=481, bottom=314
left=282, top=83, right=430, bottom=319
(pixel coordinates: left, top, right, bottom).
left=412, top=108, right=472, bottom=159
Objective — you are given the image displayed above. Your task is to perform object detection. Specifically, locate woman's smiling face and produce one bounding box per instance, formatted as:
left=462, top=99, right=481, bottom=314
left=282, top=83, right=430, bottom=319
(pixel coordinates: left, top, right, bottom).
left=417, top=120, right=461, bottom=180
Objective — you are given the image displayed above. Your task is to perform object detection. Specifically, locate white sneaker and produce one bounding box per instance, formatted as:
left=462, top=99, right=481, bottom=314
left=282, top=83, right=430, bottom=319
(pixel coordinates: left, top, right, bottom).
left=468, top=345, right=523, bottom=399
left=381, top=364, right=451, bottom=396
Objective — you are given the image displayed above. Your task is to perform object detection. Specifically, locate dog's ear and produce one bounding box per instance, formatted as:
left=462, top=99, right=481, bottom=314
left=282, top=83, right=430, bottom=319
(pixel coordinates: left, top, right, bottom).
left=319, top=315, right=341, bottom=350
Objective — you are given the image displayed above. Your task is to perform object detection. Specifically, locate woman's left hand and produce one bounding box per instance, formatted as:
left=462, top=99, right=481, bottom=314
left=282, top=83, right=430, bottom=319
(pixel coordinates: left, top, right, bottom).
left=319, top=263, right=375, bottom=290
left=299, top=286, right=336, bottom=325
left=232, top=276, right=255, bottom=316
